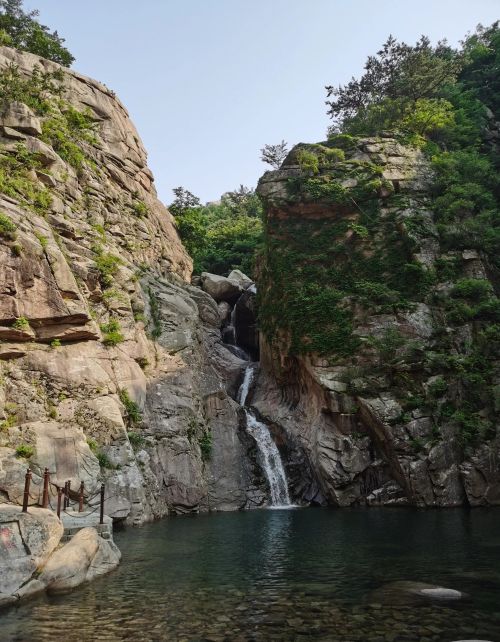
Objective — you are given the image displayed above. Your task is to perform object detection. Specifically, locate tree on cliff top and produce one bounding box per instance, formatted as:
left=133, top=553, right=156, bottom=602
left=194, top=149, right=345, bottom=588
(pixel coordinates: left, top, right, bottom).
left=326, top=34, right=461, bottom=136
left=0, top=0, right=74, bottom=66
left=260, top=140, right=288, bottom=169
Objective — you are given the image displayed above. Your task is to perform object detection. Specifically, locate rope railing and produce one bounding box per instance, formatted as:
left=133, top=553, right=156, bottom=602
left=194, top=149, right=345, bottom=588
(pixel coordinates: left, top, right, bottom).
left=21, top=467, right=108, bottom=524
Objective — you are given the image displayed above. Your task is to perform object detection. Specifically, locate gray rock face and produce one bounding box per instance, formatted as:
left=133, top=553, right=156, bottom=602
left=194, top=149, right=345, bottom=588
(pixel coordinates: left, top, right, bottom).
left=254, top=136, right=500, bottom=508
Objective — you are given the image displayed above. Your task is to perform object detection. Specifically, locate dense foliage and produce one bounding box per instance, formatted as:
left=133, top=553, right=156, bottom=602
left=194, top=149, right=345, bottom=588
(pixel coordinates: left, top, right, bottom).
left=259, top=22, right=500, bottom=450
left=0, top=0, right=74, bottom=66
left=170, top=185, right=262, bottom=276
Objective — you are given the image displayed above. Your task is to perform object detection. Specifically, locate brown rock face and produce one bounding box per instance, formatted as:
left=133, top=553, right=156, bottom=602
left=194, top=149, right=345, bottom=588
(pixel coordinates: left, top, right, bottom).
left=0, top=47, right=253, bottom=523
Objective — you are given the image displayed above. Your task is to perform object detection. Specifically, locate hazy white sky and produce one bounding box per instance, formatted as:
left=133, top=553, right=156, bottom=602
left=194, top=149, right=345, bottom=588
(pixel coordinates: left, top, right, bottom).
left=32, top=0, right=499, bottom=203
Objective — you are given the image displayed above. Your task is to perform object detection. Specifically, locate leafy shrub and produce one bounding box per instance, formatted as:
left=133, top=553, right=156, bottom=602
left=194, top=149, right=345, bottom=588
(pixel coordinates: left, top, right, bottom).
left=0, top=212, right=17, bottom=239
left=100, top=318, right=124, bottom=346
left=451, top=278, right=492, bottom=302
left=119, top=388, right=142, bottom=425
left=94, top=248, right=122, bottom=288
left=428, top=377, right=447, bottom=398
left=35, top=232, right=48, bottom=249
left=15, top=444, right=34, bottom=459
left=296, top=149, right=319, bottom=174
left=41, top=106, right=96, bottom=171
left=170, top=185, right=263, bottom=276
left=199, top=430, right=213, bottom=461
left=12, top=316, right=29, bottom=331
left=96, top=452, right=116, bottom=469
left=11, top=242, right=22, bottom=256
left=127, top=431, right=145, bottom=448
left=0, top=144, right=52, bottom=213
left=132, top=200, right=148, bottom=217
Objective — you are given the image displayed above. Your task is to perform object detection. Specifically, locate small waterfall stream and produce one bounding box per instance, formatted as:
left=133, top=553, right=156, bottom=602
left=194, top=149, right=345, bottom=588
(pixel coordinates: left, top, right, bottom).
left=237, top=365, right=291, bottom=507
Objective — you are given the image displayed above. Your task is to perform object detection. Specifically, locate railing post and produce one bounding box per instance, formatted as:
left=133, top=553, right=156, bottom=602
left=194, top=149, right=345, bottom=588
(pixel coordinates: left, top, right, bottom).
left=99, top=483, right=105, bottom=524
left=64, top=480, right=71, bottom=509
left=57, top=486, right=62, bottom=518
left=22, top=468, right=31, bottom=513
left=78, top=481, right=84, bottom=512
left=42, top=467, right=49, bottom=508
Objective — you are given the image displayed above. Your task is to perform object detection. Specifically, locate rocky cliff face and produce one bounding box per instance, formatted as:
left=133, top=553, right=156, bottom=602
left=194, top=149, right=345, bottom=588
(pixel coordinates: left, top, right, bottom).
left=0, top=47, right=257, bottom=523
left=255, top=136, right=500, bottom=508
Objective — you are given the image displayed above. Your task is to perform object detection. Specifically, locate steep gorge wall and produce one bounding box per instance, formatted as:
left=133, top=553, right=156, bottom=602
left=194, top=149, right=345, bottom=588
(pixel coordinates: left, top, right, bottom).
left=0, top=47, right=256, bottom=523
left=255, top=136, right=500, bottom=508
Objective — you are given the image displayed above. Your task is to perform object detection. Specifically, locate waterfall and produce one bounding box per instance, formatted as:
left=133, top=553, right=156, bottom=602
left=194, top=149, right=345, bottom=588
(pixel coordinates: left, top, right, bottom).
left=245, top=410, right=291, bottom=507
left=237, top=365, right=254, bottom=405
left=222, top=304, right=237, bottom=345
left=237, top=365, right=291, bottom=507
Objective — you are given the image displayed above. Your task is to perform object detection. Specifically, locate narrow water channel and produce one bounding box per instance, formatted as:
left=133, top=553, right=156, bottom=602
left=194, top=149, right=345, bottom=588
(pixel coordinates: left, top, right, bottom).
left=2, top=507, right=499, bottom=641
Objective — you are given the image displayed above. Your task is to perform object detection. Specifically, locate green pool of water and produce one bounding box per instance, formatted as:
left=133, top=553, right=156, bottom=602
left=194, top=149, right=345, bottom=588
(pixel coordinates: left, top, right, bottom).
left=1, top=507, right=500, bottom=641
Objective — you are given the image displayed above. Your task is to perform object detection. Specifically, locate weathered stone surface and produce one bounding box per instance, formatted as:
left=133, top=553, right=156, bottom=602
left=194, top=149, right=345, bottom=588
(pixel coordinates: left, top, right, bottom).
left=1, top=101, right=41, bottom=135
left=227, top=269, right=253, bottom=288
left=39, top=527, right=120, bottom=592
left=0, top=506, right=63, bottom=596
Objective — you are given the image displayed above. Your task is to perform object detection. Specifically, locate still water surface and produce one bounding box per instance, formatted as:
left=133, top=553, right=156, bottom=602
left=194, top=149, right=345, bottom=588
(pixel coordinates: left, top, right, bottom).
left=1, top=507, right=500, bottom=641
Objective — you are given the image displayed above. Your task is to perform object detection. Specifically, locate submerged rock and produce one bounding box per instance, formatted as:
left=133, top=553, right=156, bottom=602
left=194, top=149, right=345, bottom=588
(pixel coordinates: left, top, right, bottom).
left=368, top=580, right=468, bottom=606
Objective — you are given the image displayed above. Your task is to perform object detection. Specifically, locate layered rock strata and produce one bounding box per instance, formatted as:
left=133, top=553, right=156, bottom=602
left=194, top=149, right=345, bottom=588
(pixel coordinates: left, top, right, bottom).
left=0, top=47, right=258, bottom=524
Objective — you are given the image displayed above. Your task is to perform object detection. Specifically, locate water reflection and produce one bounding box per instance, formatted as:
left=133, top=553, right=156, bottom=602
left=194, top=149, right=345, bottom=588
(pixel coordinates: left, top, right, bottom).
left=1, top=507, right=499, bottom=641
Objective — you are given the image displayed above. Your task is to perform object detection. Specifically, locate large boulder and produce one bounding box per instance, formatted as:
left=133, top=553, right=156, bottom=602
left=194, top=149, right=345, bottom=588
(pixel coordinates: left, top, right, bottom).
left=0, top=506, right=63, bottom=600
left=1, top=101, right=42, bottom=136
left=39, top=526, right=120, bottom=593
left=200, top=272, right=242, bottom=302
left=227, top=269, right=253, bottom=289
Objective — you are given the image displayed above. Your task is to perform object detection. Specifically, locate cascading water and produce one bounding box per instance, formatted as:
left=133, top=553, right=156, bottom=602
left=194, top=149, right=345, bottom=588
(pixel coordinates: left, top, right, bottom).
left=237, top=365, right=291, bottom=507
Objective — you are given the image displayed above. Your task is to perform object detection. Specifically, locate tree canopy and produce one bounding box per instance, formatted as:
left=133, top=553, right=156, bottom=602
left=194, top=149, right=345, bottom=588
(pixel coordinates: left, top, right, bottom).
left=0, top=0, right=74, bottom=66
left=169, top=185, right=263, bottom=276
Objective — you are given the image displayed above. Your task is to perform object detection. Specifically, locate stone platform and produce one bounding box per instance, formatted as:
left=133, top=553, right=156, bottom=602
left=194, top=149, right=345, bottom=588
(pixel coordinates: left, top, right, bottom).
left=61, top=511, right=113, bottom=542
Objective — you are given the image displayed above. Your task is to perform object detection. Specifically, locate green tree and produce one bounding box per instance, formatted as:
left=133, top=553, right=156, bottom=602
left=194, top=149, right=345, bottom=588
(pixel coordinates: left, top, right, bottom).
left=326, top=35, right=461, bottom=135
left=169, top=185, right=263, bottom=276
left=0, top=0, right=74, bottom=66
left=260, top=140, right=288, bottom=169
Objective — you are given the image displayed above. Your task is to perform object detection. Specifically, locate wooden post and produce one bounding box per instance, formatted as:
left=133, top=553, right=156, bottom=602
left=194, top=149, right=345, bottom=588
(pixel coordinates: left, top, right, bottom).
left=22, top=468, right=31, bottom=513
left=78, top=481, right=84, bottom=512
left=57, top=486, right=62, bottom=518
left=42, top=467, right=49, bottom=508
left=63, top=481, right=69, bottom=509
left=99, top=483, right=105, bottom=524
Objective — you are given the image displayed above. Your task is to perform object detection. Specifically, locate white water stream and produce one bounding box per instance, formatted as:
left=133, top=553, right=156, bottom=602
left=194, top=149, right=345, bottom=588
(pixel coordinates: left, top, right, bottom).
left=237, top=366, right=291, bottom=507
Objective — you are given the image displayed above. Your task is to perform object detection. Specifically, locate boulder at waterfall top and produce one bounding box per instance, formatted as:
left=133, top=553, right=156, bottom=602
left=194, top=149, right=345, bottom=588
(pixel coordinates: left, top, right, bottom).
left=200, top=272, right=248, bottom=302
